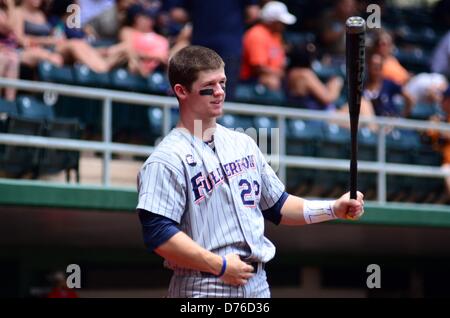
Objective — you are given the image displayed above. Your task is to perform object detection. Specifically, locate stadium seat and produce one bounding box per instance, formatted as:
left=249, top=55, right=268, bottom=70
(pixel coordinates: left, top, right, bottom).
left=147, top=72, right=171, bottom=95
left=318, top=122, right=350, bottom=159
left=384, top=129, right=423, bottom=200
left=0, top=116, right=43, bottom=178
left=170, top=107, right=179, bottom=129
left=0, top=98, right=18, bottom=133
left=110, top=68, right=148, bottom=92
left=72, top=64, right=111, bottom=88
left=311, top=123, right=351, bottom=196
left=285, top=120, right=324, bottom=195
left=386, top=129, right=421, bottom=164
left=217, top=113, right=254, bottom=130
left=146, top=106, right=163, bottom=144
left=37, top=62, right=74, bottom=84
left=16, top=95, right=54, bottom=120
left=53, top=96, right=101, bottom=137
left=358, top=127, right=377, bottom=162
left=38, top=118, right=82, bottom=182
left=409, top=103, right=439, bottom=120
left=393, top=48, right=430, bottom=74
left=286, top=119, right=323, bottom=156
left=413, top=141, right=442, bottom=166
left=235, top=83, right=285, bottom=105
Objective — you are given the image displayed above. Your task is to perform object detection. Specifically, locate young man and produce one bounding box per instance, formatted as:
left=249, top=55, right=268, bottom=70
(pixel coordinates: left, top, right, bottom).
left=137, top=46, right=364, bottom=298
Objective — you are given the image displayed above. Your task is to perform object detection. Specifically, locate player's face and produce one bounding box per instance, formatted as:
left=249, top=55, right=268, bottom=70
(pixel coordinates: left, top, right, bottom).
left=187, top=68, right=226, bottom=119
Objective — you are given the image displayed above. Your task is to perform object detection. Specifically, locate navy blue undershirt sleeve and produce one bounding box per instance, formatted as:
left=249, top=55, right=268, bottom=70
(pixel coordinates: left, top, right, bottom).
left=262, top=191, right=289, bottom=225
left=138, top=209, right=181, bottom=252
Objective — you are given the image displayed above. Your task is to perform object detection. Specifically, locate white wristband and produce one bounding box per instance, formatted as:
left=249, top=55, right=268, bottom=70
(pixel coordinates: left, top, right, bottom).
left=303, top=200, right=337, bottom=224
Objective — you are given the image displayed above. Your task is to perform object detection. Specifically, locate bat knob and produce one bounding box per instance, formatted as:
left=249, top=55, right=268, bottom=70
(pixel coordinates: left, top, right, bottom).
left=346, top=16, right=366, bottom=33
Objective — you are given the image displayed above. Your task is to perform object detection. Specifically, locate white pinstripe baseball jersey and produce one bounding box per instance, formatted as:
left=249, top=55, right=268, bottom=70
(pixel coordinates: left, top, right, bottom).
left=137, top=123, right=285, bottom=275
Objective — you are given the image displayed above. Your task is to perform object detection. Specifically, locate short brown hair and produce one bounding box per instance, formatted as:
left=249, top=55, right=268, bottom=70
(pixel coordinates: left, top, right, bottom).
left=168, top=46, right=225, bottom=91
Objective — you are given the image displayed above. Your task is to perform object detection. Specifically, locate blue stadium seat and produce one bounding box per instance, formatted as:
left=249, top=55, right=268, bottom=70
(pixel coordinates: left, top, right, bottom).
left=72, top=64, right=111, bottom=88
left=110, top=68, right=147, bottom=92
left=16, top=95, right=54, bottom=120
left=393, top=48, right=431, bottom=74
left=37, top=62, right=74, bottom=84
left=409, top=103, right=439, bottom=120
left=253, top=116, right=277, bottom=135
left=358, top=127, right=377, bottom=161
left=286, top=119, right=323, bottom=156
left=235, top=83, right=285, bottom=105
left=386, top=129, right=421, bottom=164
left=147, top=72, right=171, bottom=95
left=0, top=116, right=43, bottom=178
left=217, top=113, right=254, bottom=130
left=53, top=95, right=101, bottom=137
left=0, top=98, right=18, bottom=133
left=38, top=118, right=82, bottom=182
left=318, top=122, right=350, bottom=159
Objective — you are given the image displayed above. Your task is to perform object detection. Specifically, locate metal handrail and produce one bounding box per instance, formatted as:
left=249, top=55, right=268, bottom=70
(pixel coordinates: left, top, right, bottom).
left=1, top=78, right=450, bottom=203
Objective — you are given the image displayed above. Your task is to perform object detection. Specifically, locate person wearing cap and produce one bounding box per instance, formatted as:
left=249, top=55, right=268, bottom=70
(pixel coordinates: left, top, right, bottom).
left=240, top=1, right=296, bottom=91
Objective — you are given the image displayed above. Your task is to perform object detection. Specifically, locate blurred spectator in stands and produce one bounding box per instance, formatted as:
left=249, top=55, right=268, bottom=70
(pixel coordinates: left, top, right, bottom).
left=48, top=0, right=127, bottom=71
left=84, top=0, right=137, bottom=43
left=0, top=0, right=19, bottom=100
left=431, top=31, right=450, bottom=78
left=287, top=42, right=344, bottom=111
left=166, top=0, right=260, bottom=101
left=46, top=271, right=79, bottom=298
left=363, top=52, right=413, bottom=118
left=371, top=29, right=410, bottom=86
left=15, top=0, right=115, bottom=73
left=119, top=3, right=169, bottom=77
left=241, top=1, right=295, bottom=92
left=319, top=0, right=358, bottom=66
left=404, top=73, right=448, bottom=105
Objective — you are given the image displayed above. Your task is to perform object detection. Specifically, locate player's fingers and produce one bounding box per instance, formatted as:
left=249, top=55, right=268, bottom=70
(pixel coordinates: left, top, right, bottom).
left=240, top=279, right=248, bottom=285
left=241, top=272, right=254, bottom=279
left=347, top=205, right=365, bottom=219
left=243, top=264, right=254, bottom=272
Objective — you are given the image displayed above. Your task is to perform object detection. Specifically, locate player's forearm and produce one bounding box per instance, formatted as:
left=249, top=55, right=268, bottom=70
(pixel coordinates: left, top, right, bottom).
left=154, top=231, right=223, bottom=275
left=279, top=195, right=307, bottom=226
left=279, top=195, right=337, bottom=226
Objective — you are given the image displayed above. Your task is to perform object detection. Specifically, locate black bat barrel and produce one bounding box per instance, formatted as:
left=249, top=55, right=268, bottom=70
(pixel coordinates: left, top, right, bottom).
left=346, top=16, right=366, bottom=200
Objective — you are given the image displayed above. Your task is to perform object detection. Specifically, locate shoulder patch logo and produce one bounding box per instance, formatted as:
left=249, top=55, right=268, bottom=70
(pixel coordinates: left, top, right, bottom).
left=186, top=154, right=197, bottom=166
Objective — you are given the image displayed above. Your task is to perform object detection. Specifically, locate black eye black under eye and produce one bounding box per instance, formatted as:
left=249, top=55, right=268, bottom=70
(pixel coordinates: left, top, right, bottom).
left=199, top=88, right=214, bottom=96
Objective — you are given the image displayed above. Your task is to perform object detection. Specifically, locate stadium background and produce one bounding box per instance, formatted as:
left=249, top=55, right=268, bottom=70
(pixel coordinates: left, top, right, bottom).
left=1, top=0, right=450, bottom=297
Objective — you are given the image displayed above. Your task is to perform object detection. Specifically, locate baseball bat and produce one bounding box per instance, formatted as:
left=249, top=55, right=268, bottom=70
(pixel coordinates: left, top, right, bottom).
left=345, top=16, right=366, bottom=200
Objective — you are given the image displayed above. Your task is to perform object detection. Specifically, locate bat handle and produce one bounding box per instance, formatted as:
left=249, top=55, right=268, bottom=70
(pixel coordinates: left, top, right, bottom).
left=350, top=157, right=357, bottom=200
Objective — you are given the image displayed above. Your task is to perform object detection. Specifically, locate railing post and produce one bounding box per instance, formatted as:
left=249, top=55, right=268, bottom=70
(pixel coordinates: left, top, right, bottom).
left=102, top=98, right=112, bottom=186
left=377, top=124, right=386, bottom=203
left=277, top=115, right=286, bottom=184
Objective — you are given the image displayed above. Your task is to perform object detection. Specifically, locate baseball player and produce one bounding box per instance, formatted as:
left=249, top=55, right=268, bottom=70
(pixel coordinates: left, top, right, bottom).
left=137, top=46, right=364, bottom=298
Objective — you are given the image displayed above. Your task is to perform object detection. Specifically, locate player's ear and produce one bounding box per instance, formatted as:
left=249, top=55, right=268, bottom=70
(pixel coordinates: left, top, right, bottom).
left=174, top=84, right=189, bottom=100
